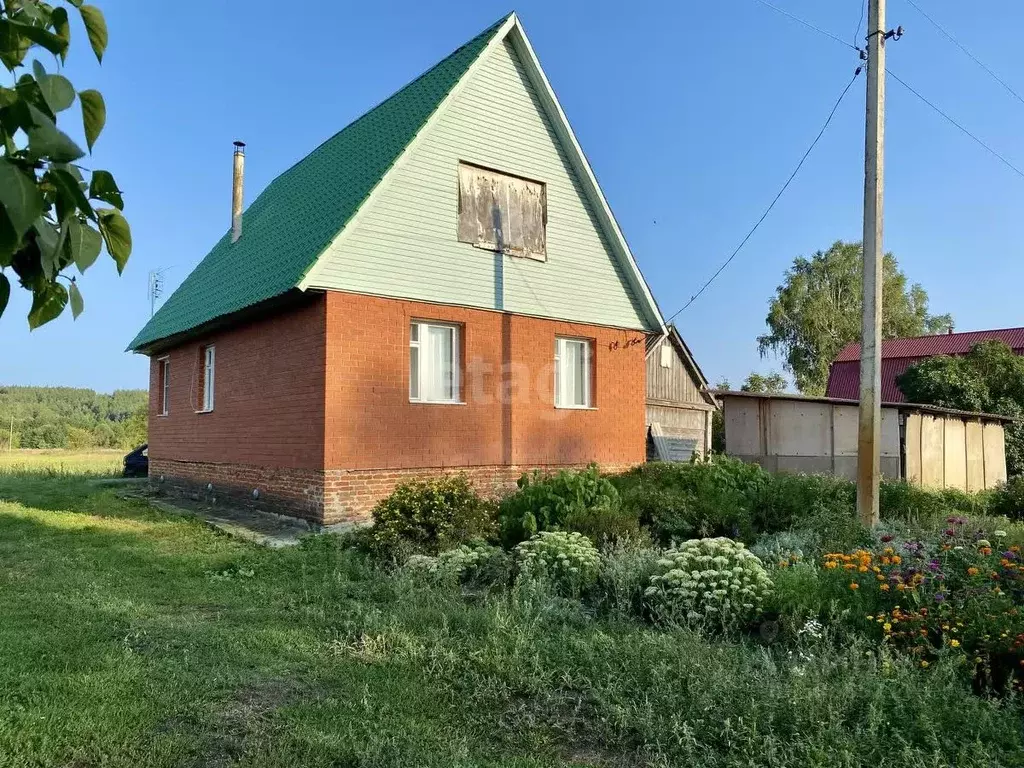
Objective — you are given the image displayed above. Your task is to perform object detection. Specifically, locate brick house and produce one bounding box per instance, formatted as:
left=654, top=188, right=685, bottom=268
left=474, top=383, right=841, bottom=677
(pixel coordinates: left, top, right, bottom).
left=128, top=13, right=668, bottom=525
left=826, top=327, right=1024, bottom=402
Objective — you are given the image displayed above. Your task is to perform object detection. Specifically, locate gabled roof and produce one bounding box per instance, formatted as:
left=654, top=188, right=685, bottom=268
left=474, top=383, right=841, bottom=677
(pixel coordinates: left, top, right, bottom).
left=129, top=13, right=665, bottom=353
left=833, top=327, right=1024, bottom=362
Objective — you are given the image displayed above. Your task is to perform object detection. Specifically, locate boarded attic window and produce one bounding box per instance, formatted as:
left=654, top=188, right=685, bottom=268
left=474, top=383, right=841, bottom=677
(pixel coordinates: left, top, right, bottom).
left=458, top=162, right=546, bottom=260
left=659, top=344, right=673, bottom=369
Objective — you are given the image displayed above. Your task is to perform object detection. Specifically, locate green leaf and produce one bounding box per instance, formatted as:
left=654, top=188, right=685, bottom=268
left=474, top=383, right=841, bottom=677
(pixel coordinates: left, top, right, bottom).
left=0, top=208, right=16, bottom=267
left=50, top=168, right=95, bottom=220
left=69, top=280, right=83, bottom=318
left=66, top=216, right=102, bottom=272
left=8, top=19, right=68, bottom=58
left=79, top=5, right=107, bottom=63
left=66, top=0, right=84, bottom=7
left=88, top=169, right=123, bottom=210
left=27, top=281, right=68, bottom=329
left=34, top=218, right=60, bottom=280
left=0, top=20, right=32, bottom=72
left=51, top=7, right=71, bottom=61
left=78, top=89, right=105, bottom=152
left=97, top=209, right=131, bottom=274
left=0, top=157, right=44, bottom=238
left=32, top=60, right=75, bottom=114
left=0, top=87, right=17, bottom=108
left=25, top=104, right=85, bottom=163
left=0, top=272, right=9, bottom=319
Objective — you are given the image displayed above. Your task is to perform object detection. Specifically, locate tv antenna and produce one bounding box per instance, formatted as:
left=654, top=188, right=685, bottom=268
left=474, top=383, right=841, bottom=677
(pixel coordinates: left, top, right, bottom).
left=148, top=268, right=170, bottom=317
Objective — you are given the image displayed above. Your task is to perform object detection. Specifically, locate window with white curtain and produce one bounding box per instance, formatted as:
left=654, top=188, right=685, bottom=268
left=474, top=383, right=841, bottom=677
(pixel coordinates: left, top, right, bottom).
left=554, top=337, right=592, bottom=408
left=202, top=345, right=215, bottom=411
left=159, top=358, right=170, bottom=415
left=410, top=321, right=460, bottom=403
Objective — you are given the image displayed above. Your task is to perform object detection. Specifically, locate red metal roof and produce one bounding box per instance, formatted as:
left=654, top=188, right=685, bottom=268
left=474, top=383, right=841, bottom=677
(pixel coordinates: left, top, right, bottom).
left=827, top=327, right=1024, bottom=402
left=826, top=358, right=929, bottom=402
left=833, top=327, right=1024, bottom=362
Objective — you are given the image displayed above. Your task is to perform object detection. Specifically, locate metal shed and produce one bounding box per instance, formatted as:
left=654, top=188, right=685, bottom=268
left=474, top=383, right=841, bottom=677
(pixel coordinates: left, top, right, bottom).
left=645, top=326, right=717, bottom=461
left=719, top=390, right=1011, bottom=492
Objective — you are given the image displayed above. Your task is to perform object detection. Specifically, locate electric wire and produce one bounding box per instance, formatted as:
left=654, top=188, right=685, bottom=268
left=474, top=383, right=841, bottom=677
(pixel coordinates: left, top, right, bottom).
left=887, top=69, right=1024, bottom=180
left=745, top=0, right=1024, bottom=183
left=853, top=0, right=867, bottom=47
left=903, top=0, right=1024, bottom=108
left=663, top=69, right=861, bottom=322
left=752, top=0, right=860, bottom=51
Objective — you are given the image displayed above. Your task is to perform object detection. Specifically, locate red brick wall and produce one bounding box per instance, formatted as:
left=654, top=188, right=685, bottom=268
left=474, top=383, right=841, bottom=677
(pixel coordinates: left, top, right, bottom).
left=323, top=291, right=647, bottom=472
left=148, top=290, right=648, bottom=524
left=147, top=297, right=327, bottom=470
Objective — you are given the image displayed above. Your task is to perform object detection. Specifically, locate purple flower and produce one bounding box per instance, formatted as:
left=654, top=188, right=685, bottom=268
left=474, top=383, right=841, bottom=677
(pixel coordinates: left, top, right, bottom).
left=928, top=561, right=940, bottom=572
left=944, top=529, right=956, bottom=537
left=934, top=593, right=947, bottom=602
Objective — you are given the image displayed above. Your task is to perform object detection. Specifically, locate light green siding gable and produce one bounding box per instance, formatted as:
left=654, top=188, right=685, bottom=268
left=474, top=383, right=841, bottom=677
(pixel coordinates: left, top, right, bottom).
left=304, top=35, right=652, bottom=331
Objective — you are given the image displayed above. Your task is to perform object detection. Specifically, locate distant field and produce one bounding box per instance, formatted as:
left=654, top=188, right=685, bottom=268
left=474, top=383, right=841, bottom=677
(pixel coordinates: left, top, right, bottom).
left=0, top=449, right=122, bottom=475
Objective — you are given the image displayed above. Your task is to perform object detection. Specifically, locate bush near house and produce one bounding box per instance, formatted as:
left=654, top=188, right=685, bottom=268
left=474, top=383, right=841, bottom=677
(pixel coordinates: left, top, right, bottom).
left=366, top=474, right=497, bottom=559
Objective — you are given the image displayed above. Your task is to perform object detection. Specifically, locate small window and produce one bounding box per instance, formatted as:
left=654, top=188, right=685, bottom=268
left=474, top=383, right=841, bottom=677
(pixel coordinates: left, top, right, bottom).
left=659, top=344, right=673, bottom=369
left=158, top=358, right=170, bottom=415
left=202, top=345, right=215, bottom=411
left=458, top=162, right=546, bottom=259
left=410, top=321, right=460, bottom=403
left=555, top=337, right=592, bottom=408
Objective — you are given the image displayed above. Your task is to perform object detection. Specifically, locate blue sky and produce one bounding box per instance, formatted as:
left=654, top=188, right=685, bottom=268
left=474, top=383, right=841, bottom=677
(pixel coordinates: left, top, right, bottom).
left=2, top=0, right=1023, bottom=392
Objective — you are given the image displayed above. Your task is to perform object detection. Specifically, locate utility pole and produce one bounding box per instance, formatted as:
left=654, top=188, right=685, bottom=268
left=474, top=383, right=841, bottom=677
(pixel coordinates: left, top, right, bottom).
left=857, top=0, right=889, bottom=527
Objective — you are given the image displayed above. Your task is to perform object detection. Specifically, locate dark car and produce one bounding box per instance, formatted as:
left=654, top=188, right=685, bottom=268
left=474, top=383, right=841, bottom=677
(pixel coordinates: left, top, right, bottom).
left=123, top=444, right=148, bottom=478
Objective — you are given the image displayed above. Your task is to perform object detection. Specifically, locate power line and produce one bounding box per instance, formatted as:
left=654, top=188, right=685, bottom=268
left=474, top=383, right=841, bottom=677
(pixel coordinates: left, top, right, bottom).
left=744, top=0, right=1024, bottom=183
left=663, top=69, right=862, bottom=323
left=887, top=69, right=1024, bottom=181
left=853, top=0, right=867, bottom=47
left=903, top=0, right=1024, bottom=108
left=752, top=0, right=860, bottom=51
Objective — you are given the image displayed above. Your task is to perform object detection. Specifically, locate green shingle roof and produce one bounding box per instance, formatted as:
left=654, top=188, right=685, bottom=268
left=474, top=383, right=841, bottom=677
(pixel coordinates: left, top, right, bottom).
left=128, top=15, right=508, bottom=352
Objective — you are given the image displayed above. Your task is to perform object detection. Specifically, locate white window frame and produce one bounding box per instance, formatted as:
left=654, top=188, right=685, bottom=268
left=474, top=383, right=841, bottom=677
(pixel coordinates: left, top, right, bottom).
left=409, top=321, right=461, bottom=404
left=158, top=357, right=170, bottom=416
left=554, top=337, right=593, bottom=409
left=202, top=345, right=216, bottom=412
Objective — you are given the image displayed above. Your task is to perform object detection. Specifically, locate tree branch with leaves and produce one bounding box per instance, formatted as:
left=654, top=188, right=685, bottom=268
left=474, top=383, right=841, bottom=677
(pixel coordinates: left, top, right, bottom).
left=0, top=0, right=130, bottom=328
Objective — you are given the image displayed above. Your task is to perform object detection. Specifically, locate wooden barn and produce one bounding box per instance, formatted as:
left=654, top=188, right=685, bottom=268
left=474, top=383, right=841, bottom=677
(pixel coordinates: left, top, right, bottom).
left=646, top=326, right=717, bottom=461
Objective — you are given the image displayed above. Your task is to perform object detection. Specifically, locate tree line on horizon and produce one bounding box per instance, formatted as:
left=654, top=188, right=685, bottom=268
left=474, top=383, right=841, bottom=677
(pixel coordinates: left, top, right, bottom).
left=0, top=386, right=146, bottom=451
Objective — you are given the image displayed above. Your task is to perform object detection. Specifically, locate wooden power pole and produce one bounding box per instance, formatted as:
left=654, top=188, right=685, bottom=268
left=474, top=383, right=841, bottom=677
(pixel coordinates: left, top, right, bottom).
left=857, top=0, right=887, bottom=527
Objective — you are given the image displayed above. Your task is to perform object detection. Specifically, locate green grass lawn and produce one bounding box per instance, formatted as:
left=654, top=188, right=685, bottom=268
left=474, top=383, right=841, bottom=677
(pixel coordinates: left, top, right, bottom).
left=0, top=448, right=122, bottom=475
left=2, top=470, right=1023, bottom=767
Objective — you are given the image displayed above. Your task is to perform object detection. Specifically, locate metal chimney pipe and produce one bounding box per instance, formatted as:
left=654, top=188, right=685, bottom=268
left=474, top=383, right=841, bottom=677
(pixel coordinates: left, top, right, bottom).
left=231, top=140, right=245, bottom=243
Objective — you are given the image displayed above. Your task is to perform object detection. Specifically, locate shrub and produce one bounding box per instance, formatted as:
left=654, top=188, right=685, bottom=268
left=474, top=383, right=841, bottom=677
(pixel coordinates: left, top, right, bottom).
left=368, top=475, right=497, bottom=559
left=645, top=537, right=772, bottom=627
left=615, top=457, right=769, bottom=545
left=437, top=541, right=510, bottom=586
left=879, top=480, right=985, bottom=524
left=989, top=476, right=1024, bottom=520
left=756, top=473, right=854, bottom=534
left=403, top=541, right=510, bottom=587
left=594, top=535, right=661, bottom=619
left=514, top=531, right=601, bottom=596
left=498, top=465, right=629, bottom=547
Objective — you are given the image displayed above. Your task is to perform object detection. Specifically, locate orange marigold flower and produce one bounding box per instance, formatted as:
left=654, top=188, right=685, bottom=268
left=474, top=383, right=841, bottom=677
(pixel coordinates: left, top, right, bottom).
left=880, top=584, right=890, bottom=591
left=849, top=582, right=860, bottom=590
left=967, top=567, right=979, bottom=576
left=896, top=583, right=906, bottom=591
left=858, top=565, right=869, bottom=573
left=892, top=555, right=902, bottom=564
